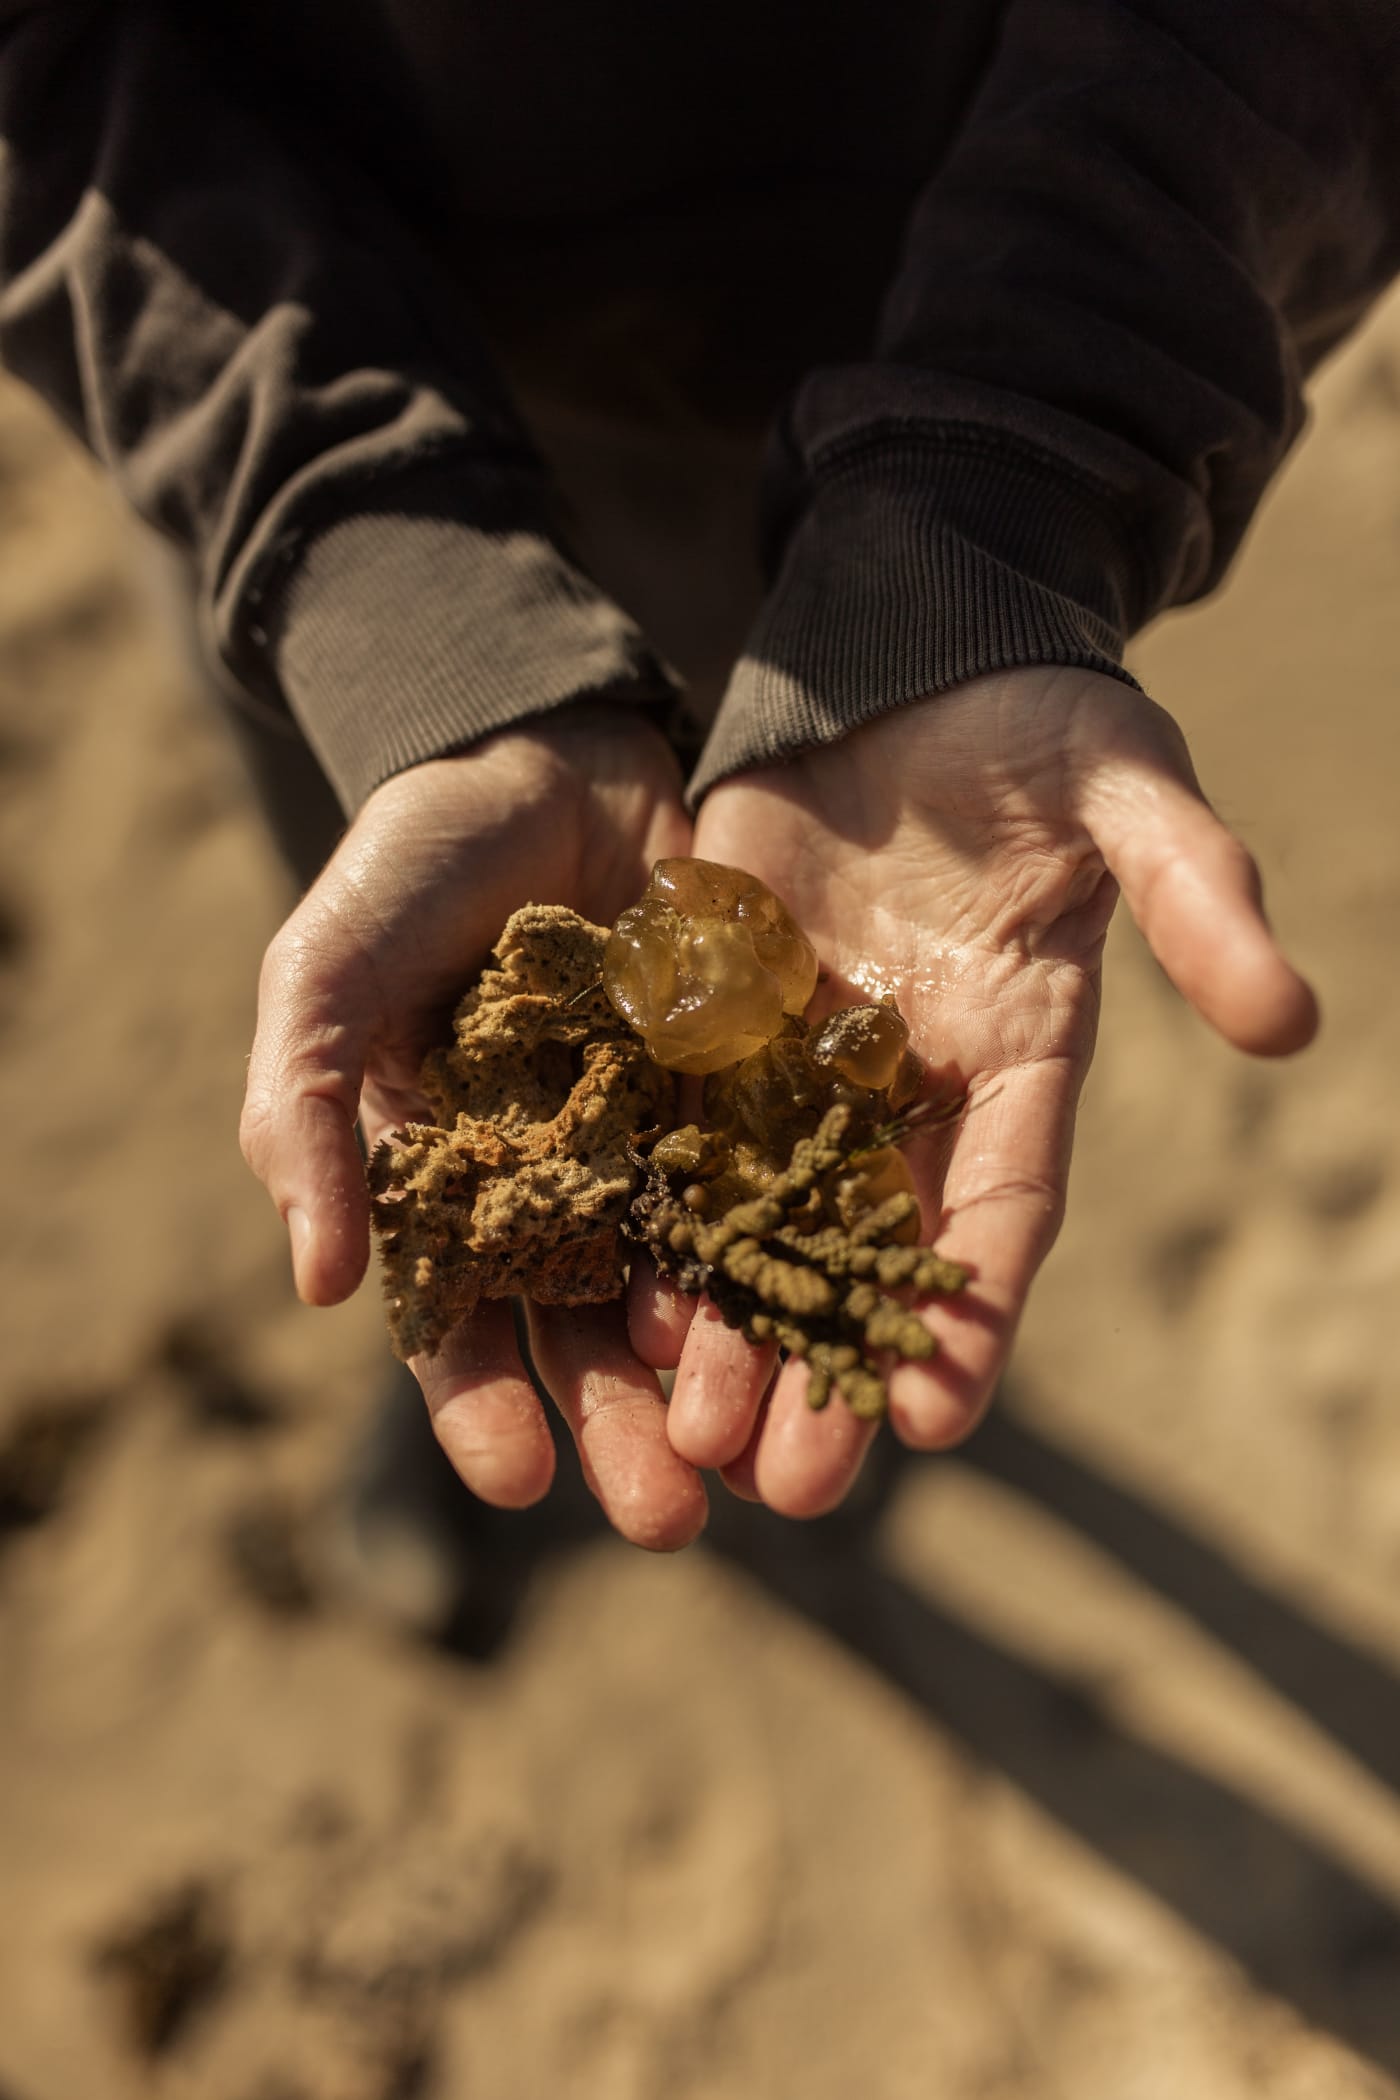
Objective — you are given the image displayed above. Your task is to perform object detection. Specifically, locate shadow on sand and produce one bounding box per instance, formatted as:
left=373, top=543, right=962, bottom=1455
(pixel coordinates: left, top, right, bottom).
left=704, top=1396, right=1400, bottom=2077
left=428, top=1372, right=1400, bottom=2076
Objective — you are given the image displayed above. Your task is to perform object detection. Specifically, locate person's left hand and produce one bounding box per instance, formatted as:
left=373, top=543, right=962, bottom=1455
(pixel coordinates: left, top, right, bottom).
left=629, top=667, right=1317, bottom=1517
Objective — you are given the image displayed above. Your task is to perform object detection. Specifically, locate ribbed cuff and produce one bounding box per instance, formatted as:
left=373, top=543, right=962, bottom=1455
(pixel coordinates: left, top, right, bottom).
left=688, top=426, right=1143, bottom=803
left=257, top=459, right=679, bottom=812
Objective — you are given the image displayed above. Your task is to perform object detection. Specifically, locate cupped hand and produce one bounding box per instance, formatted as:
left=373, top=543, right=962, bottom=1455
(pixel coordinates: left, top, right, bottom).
left=239, top=707, right=708, bottom=1550
left=640, top=667, right=1318, bottom=1516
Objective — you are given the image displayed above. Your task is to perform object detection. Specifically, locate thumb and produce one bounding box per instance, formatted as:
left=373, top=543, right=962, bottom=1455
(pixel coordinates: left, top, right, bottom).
left=1077, top=717, right=1319, bottom=1056
left=240, top=920, right=373, bottom=1304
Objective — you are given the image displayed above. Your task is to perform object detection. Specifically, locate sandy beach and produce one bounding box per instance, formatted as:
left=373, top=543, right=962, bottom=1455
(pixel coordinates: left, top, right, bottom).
left=2, top=285, right=1399, bottom=2100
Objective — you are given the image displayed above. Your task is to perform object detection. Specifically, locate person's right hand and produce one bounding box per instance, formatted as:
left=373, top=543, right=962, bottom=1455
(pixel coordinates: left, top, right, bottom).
left=238, top=706, right=709, bottom=1551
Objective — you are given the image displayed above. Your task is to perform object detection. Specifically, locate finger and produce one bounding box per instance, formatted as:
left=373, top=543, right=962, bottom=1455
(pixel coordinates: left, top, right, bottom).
left=752, top=1356, right=877, bottom=1518
left=240, top=931, right=372, bottom=1306
left=525, top=1303, right=708, bottom=1551
left=1080, top=746, right=1318, bottom=1055
left=626, top=1258, right=694, bottom=1370
left=666, top=1297, right=778, bottom=1470
left=411, top=1300, right=557, bottom=1508
left=718, top=1400, right=770, bottom=1502
left=888, top=1057, right=1075, bottom=1451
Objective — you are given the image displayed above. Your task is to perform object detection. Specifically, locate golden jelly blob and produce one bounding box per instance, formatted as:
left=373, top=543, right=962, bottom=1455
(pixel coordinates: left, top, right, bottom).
left=604, top=859, right=819, bottom=1075
left=808, top=1004, right=910, bottom=1091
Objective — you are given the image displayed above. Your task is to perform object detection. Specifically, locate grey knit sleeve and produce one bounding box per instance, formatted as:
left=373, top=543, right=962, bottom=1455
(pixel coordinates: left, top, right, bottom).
left=0, top=0, right=676, bottom=812
left=691, top=0, right=1400, bottom=800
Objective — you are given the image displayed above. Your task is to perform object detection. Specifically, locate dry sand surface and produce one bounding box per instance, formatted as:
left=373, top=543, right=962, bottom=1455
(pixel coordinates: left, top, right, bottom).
left=2, top=287, right=1400, bottom=2100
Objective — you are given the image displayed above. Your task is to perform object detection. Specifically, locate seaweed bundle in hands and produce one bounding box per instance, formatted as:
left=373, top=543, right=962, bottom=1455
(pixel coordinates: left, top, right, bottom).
left=368, top=860, right=966, bottom=1415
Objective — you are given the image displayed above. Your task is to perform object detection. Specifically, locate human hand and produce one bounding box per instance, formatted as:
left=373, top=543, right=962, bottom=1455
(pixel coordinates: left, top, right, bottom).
left=635, top=667, right=1317, bottom=1515
left=240, top=707, right=709, bottom=1549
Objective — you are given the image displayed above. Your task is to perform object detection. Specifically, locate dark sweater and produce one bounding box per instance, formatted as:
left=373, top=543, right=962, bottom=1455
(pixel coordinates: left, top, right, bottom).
left=2, top=1, right=1398, bottom=809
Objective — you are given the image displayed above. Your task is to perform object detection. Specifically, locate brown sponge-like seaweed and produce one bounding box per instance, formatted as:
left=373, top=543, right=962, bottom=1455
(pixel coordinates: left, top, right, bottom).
left=368, top=905, right=675, bottom=1360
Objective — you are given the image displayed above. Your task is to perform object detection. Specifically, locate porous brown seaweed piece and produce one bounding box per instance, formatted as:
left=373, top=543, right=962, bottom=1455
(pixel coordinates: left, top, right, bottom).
left=368, top=905, right=675, bottom=1360
left=627, top=1023, right=967, bottom=1419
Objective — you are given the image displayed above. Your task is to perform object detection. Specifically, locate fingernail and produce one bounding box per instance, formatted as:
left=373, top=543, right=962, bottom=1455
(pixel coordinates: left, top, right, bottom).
left=286, top=1205, right=311, bottom=1287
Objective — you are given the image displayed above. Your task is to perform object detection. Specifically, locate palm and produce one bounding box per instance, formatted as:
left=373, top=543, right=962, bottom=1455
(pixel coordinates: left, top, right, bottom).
left=658, top=667, right=1316, bottom=1514
left=703, top=677, right=1120, bottom=1099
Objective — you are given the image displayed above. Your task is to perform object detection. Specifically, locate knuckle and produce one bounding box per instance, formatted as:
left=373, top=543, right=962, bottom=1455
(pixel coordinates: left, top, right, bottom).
left=237, top=1086, right=276, bottom=1177
left=1218, top=831, right=1263, bottom=897
left=258, top=917, right=329, bottom=1002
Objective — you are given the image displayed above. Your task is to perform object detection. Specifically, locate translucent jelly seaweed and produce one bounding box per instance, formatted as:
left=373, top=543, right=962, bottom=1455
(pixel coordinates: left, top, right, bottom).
left=603, top=858, right=819, bottom=1075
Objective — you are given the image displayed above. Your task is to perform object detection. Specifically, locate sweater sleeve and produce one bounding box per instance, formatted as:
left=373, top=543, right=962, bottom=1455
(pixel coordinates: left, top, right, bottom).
left=691, top=0, right=1400, bottom=799
left=0, top=0, right=677, bottom=812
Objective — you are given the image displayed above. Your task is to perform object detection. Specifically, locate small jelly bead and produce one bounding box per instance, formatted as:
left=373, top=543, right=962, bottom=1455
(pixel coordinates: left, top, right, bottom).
left=709, top=1034, right=823, bottom=1150
left=809, top=1004, right=910, bottom=1091
left=650, top=1125, right=722, bottom=1178
left=603, top=859, right=819, bottom=1074
left=827, top=1145, right=920, bottom=1242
